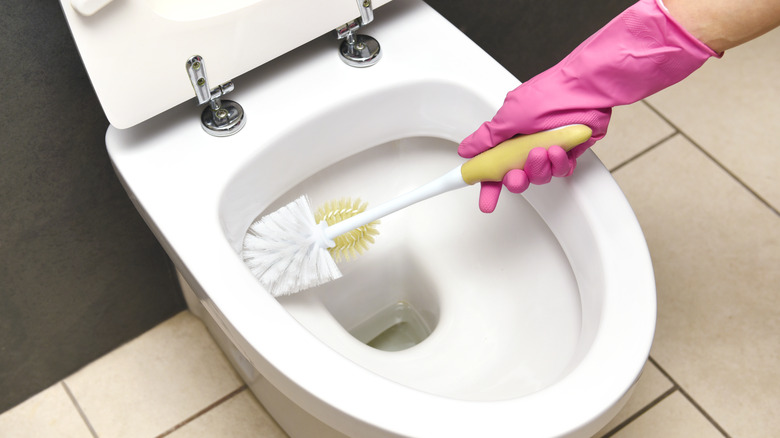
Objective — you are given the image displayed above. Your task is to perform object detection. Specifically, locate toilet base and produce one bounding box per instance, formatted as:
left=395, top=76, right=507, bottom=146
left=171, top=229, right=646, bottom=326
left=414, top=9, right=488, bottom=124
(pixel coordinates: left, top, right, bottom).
left=178, top=272, right=349, bottom=438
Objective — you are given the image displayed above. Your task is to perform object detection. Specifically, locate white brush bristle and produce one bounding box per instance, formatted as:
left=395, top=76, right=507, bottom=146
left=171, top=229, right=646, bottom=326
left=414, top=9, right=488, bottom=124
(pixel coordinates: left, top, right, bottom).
left=241, top=196, right=341, bottom=297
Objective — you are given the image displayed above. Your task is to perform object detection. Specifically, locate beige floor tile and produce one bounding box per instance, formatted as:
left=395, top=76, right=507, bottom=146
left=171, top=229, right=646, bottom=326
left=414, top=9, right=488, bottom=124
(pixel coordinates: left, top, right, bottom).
left=646, top=27, right=780, bottom=210
left=64, top=311, right=243, bottom=438
left=167, top=389, right=288, bottom=438
left=0, top=383, right=93, bottom=438
left=611, top=392, right=723, bottom=438
left=591, top=101, right=676, bottom=171
left=594, top=360, right=674, bottom=437
left=613, top=135, right=780, bottom=437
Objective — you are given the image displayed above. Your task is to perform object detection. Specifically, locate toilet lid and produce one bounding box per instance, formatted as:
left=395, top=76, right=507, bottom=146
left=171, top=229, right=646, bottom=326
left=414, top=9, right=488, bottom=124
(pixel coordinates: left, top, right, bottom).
left=60, top=0, right=391, bottom=129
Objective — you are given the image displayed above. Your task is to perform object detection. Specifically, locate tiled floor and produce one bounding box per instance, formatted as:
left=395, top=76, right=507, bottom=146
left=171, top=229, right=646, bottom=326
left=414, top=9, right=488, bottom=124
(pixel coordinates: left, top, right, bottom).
left=2, top=27, right=778, bottom=438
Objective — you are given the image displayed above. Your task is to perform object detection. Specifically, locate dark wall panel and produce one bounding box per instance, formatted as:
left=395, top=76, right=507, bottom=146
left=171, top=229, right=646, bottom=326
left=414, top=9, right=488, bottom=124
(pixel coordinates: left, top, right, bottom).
left=0, top=0, right=185, bottom=413
left=425, top=0, right=634, bottom=81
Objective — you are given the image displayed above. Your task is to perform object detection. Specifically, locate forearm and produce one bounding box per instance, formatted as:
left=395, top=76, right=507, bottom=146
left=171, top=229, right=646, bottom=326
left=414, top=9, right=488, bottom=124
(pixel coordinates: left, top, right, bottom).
left=664, top=0, right=780, bottom=52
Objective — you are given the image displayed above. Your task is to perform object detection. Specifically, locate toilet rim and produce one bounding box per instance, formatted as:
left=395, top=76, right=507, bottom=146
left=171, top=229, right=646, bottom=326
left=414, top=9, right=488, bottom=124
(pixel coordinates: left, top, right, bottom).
left=108, top=90, right=657, bottom=438
left=188, top=149, right=656, bottom=437
left=109, top=80, right=657, bottom=438
left=205, top=132, right=655, bottom=436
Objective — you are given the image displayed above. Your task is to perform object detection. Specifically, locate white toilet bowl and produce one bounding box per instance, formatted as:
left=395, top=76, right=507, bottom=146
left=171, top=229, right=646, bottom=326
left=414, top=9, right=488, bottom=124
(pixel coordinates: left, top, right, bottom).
left=68, top=0, right=656, bottom=436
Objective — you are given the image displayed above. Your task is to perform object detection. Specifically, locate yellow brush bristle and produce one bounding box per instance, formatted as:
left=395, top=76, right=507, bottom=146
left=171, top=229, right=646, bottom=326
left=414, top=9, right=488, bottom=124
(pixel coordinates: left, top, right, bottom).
left=314, top=197, right=380, bottom=262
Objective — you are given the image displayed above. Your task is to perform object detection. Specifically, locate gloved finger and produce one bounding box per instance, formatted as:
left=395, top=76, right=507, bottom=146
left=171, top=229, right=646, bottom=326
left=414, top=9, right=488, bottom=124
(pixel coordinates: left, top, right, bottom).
left=524, top=147, right=553, bottom=185
left=548, top=145, right=573, bottom=177
left=502, top=169, right=530, bottom=193
left=565, top=157, right=578, bottom=177
left=564, top=141, right=595, bottom=177
left=568, top=138, right=596, bottom=159
left=478, top=181, right=502, bottom=213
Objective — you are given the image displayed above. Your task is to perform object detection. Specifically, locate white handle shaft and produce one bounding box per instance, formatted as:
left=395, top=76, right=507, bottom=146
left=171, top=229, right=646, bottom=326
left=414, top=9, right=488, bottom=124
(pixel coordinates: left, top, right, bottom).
left=323, top=166, right=467, bottom=240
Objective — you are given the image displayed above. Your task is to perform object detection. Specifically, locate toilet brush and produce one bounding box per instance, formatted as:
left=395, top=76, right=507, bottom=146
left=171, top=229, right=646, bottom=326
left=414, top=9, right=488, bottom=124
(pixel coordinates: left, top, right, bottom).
left=242, top=124, right=592, bottom=297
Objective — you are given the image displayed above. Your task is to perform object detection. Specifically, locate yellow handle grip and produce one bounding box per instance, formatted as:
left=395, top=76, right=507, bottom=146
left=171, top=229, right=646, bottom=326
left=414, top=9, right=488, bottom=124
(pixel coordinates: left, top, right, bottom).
left=460, top=124, right=593, bottom=185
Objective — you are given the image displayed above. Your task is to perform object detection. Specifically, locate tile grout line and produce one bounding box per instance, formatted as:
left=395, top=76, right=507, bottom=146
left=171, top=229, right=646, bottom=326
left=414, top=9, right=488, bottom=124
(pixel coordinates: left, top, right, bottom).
left=600, top=386, right=678, bottom=438
left=608, top=130, right=680, bottom=173
left=61, top=381, right=99, bottom=438
left=155, top=384, right=247, bottom=438
left=648, top=357, right=733, bottom=438
left=641, top=100, right=780, bottom=217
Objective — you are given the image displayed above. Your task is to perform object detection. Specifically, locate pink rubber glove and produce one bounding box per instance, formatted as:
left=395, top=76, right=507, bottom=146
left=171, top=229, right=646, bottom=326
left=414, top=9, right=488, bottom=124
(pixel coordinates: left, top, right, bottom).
left=459, top=0, right=720, bottom=213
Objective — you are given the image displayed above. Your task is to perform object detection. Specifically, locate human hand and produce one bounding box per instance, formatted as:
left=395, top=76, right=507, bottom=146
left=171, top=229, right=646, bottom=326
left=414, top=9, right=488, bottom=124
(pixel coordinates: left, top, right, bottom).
left=472, top=145, right=579, bottom=213
left=459, top=0, right=718, bottom=213
left=459, top=82, right=610, bottom=213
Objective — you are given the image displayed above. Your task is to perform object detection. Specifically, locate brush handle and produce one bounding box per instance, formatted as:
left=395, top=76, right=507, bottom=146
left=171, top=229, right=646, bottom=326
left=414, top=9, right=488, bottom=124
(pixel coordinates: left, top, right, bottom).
left=323, top=124, right=592, bottom=240
left=460, top=124, right=592, bottom=184
left=324, top=167, right=467, bottom=240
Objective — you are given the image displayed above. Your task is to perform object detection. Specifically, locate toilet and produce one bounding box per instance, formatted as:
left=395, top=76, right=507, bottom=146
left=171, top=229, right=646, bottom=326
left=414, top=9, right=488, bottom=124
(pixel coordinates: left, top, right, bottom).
left=61, top=0, right=656, bottom=436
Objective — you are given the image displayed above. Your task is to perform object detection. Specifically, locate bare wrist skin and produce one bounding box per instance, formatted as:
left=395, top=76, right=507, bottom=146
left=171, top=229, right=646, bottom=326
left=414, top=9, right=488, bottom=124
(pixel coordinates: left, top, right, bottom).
left=663, top=0, right=780, bottom=53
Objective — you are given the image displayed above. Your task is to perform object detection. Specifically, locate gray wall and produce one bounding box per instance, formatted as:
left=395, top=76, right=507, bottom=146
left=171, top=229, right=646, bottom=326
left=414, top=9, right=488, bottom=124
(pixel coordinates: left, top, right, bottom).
left=425, top=0, right=634, bottom=82
left=1, top=1, right=185, bottom=412
left=0, top=0, right=631, bottom=413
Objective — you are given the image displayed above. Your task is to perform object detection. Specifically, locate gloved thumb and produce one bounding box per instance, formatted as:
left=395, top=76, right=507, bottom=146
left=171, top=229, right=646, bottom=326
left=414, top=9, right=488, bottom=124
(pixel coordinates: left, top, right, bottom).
left=458, top=115, right=518, bottom=159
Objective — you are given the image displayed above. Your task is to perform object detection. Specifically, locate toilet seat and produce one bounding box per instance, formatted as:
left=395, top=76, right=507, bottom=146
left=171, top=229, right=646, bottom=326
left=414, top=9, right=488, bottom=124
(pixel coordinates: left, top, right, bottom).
left=96, top=0, right=656, bottom=436
left=59, top=0, right=393, bottom=128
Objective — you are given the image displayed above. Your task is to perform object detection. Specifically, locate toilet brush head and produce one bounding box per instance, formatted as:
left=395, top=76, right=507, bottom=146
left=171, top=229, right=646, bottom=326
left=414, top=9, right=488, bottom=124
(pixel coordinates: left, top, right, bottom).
left=242, top=195, right=379, bottom=297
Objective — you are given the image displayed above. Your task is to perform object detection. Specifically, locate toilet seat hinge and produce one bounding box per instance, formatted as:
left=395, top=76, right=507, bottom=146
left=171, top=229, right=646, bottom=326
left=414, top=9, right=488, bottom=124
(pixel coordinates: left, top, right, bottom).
left=335, top=0, right=381, bottom=68
left=185, top=55, right=246, bottom=137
